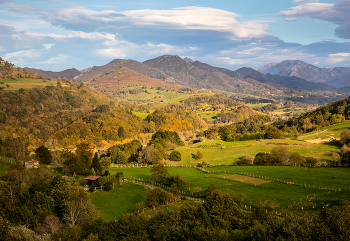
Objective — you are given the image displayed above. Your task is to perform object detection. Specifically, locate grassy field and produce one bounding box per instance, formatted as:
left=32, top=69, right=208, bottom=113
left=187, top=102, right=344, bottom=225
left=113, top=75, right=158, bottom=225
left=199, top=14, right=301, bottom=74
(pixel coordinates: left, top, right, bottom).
left=0, top=162, right=11, bottom=173
left=105, top=166, right=349, bottom=213
left=299, top=121, right=350, bottom=140
left=117, top=87, right=214, bottom=108
left=132, top=111, right=153, bottom=119
left=173, top=138, right=338, bottom=165
left=0, top=78, right=57, bottom=91
left=91, top=182, right=148, bottom=221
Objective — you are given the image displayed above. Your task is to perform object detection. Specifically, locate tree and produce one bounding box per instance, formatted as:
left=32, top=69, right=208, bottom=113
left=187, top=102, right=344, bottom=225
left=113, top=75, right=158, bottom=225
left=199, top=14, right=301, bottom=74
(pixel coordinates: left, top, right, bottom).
left=100, top=157, right=111, bottom=171
left=138, top=144, right=164, bottom=164
left=290, top=152, right=305, bottom=166
left=63, top=186, right=98, bottom=226
left=341, top=151, right=350, bottom=167
left=305, top=157, right=319, bottom=167
left=150, top=164, right=169, bottom=181
left=146, top=188, right=173, bottom=207
left=34, top=215, right=63, bottom=237
left=35, top=145, right=53, bottom=165
left=91, top=153, right=102, bottom=175
left=270, top=146, right=290, bottom=164
left=89, top=168, right=96, bottom=176
left=4, top=137, right=29, bottom=163
left=218, top=125, right=236, bottom=141
left=266, top=126, right=282, bottom=139
left=340, top=131, right=350, bottom=145
left=169, top=150, right=181, bottom=162
left=192, top=150, right=203, bottom=160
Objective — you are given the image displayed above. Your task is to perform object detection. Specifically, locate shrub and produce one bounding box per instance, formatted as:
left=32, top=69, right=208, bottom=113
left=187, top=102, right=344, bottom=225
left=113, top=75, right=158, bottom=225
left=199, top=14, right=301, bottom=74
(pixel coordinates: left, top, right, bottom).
left=104, top=182, right=113, bottom=191
left=169, top=150, right=181, bottom=162
left=89, top=184, right=95, bottom=192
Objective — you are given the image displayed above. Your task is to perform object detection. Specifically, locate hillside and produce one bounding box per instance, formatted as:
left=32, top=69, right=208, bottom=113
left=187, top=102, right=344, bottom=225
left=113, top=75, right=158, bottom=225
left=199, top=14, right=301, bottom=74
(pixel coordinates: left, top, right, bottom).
left=24, top=67, right=81, bottom=80
left=272, top=97, right=350, bottom=133
left=88, top=67, right=180, bottom=96
left=259, top=60, right=350, bottom=85
left=75, top=59, right=171, bottom=82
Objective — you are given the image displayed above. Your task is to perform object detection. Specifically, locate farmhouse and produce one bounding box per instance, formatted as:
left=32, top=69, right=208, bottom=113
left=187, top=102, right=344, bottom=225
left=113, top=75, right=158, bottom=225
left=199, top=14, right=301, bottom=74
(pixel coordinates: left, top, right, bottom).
left=84, top=175, right=101, bottom=188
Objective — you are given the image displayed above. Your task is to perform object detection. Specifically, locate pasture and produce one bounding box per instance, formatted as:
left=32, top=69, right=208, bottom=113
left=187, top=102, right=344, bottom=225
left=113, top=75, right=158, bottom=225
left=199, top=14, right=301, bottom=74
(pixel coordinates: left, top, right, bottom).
left=91, top=182, right=148, bottom=220
left=299, top=121, right=350, bottom=140
left=104, top=166, right=350, bottom=213
left=173, top=138, right=339, bottom=165
left=0, top=78, right=57, bottom=91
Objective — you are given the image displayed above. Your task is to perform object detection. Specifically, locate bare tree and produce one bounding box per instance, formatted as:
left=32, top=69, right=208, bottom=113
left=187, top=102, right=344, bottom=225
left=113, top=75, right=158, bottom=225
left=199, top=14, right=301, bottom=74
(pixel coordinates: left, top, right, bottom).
left=35, top=215, right=64, bottom=236
left=63, top=186, right=98, bottom=226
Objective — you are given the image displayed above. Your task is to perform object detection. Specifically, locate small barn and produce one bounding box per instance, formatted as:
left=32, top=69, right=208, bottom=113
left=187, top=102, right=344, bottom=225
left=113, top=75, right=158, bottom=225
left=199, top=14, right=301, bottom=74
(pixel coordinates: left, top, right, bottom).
left=84, top=176, right=101, bottom=188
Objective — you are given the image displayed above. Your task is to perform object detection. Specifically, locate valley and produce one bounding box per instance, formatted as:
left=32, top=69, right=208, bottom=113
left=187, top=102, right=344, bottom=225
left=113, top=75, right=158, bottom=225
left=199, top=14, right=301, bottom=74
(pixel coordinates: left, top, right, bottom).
left=1, top=55, right=350, bottom=240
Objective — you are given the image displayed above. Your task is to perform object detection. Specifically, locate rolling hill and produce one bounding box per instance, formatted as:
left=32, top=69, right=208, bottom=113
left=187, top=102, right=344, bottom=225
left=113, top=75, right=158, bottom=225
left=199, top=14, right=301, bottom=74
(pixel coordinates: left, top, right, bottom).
left=87, top=67, right=180, bottom=96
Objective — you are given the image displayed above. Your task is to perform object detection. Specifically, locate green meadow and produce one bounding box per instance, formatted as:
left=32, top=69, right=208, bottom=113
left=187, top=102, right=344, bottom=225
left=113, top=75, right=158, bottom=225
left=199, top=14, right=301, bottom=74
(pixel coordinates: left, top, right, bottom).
left=0, top=78, right=57, bottom=91
left=299, top=121, right=350, bottom=140
left=91, top=121, right=350, bottom=220
left=95, top=166, right=350, bottom=217
left=174, top=138, right=338, bottom=165
left=91, top=182, right=148, bottom=221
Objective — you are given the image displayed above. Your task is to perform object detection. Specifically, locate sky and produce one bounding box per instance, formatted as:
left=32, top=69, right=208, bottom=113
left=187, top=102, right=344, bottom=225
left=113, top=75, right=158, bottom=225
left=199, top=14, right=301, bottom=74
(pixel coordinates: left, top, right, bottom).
left=0, top=0, right=350, bottom=71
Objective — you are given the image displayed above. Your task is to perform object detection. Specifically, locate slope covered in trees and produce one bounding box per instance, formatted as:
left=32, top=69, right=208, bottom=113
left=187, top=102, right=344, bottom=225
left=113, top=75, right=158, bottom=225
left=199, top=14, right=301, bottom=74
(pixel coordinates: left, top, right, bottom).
left=273, top=97, right=350, bottom=133
left=0, top=79, right=213, bottom=148
left=0, top=57, right=46, bottom=81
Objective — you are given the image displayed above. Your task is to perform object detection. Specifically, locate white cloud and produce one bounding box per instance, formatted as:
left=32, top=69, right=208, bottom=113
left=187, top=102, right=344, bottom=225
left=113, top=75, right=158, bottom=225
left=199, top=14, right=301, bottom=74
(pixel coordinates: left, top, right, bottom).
left=279, top=3, right=334, bottom=16
left=121, top=7, right=268, bottom=39
left=20, top=31, right=116, bottom=41
left=217, top=57, right=246, bottom=65
left=327, top=52, right=350, bottom=64
left=293, top=0, right=319, bottom=4
left=3, top=49, right=38, bottom=59
left=279, top=1, right=350, bottom=39
left=328, top=52, right=350, bottom=58
left=6, top=5, right=269, bottom=40
left=96, top=40, right=200, bottom=59
left=43, top=43, right=54, bottom=50
left=285, top=17, right=299, bottom=21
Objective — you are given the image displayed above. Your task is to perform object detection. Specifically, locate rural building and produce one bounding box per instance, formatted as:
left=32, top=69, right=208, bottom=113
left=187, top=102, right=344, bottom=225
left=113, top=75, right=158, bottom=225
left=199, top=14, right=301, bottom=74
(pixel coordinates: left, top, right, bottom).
left=84, top=176, right=101, bottom=188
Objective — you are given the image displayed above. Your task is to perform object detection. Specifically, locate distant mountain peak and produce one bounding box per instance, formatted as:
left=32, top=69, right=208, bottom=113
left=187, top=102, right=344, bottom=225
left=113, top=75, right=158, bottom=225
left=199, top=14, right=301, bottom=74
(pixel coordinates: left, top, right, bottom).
left=183, top=57, right=193, bottom=64
left=258, top=60, right=350, bottom=85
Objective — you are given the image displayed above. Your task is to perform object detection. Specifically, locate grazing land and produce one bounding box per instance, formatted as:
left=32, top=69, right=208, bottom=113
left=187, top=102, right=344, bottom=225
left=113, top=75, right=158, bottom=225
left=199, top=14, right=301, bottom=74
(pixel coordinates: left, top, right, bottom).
left=91, top=182, right=148, bottom=220
left=172, top=138, right=338, bottom=165
left=101, top=166, right=350, bottom=216
left=0, top=78, right=57, bottom=90
left=299, top=121, right=350, bottom=140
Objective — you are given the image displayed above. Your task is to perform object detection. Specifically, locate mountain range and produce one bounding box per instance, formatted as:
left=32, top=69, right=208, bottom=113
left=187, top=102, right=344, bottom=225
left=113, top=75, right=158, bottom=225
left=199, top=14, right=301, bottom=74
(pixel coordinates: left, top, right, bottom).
left=24, top=56, right=350, bottom=92
left=259, top=60, right=350, bottom=87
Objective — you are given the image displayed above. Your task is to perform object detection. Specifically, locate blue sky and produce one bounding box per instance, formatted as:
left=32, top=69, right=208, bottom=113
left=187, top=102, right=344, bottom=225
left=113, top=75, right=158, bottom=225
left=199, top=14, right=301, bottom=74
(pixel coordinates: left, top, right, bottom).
left=0, top=0, right=349, bottom=71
